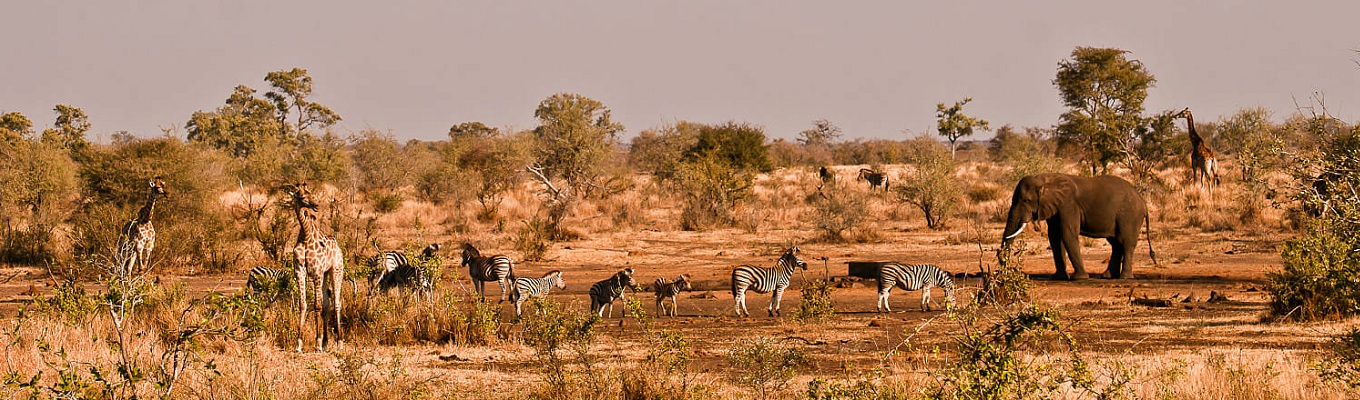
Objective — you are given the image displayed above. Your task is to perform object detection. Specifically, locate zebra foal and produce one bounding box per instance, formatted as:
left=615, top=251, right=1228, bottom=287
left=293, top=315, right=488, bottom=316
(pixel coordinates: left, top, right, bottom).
left=651, top=274, right=692, bottom=317
left=246, top=266, right=294, bottom=298
left=509, top=270, right=566, bottom=317
left=731, top=246, right=808, bottom=317
left=589, top=269, right=637, bottom=318
left=876, top=263, right=955, bottom=312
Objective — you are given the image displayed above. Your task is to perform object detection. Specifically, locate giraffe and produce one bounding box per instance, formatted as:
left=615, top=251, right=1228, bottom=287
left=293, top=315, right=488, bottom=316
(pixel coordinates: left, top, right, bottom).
left=289, top=183, right=344, bottom=352
left=116, top=177, right=168, bottom=276
left=1173, top=108, right=1220, bottom=188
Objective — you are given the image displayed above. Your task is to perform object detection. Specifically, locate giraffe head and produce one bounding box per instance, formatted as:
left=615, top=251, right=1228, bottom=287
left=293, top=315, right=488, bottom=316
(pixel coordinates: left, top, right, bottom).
left=149, top=176, right=169, bottom=198
left=289, top=183, right=320, bottom=210
left=1173, top=107, right=1192, bottom=119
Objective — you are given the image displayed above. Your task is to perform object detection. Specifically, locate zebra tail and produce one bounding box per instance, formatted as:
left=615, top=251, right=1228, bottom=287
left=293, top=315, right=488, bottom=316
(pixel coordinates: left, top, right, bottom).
left=730, top=269, right=739, bottom=298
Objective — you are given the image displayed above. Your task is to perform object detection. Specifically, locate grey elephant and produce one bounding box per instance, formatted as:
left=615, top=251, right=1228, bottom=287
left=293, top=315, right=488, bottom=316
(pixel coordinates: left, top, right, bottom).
left=1001, top=173, right=1155, bottom=280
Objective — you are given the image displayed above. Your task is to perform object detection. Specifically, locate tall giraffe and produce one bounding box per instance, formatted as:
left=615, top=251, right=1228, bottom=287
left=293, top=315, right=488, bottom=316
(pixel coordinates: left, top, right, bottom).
left=1174, top=108, right=1220, bottom=188
left=289, top=183, right=344, bottom=352
left=116, top=177, right=168, bottom=275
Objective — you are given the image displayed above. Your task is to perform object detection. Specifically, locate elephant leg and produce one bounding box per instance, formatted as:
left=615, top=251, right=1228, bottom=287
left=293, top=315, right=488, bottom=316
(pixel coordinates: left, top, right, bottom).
left=1048, top=230, right=1069, bottom=280
left=1118, top=235, right=1138, bottom=279
left=1063, top=232, right=1088, bottom=280
left=1104, top=238, right=1124, bottom=279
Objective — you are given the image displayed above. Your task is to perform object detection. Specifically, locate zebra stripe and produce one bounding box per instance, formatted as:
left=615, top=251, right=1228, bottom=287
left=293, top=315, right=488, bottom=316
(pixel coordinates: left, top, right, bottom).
left=510, top=270, right=566, bottom=317
left=367, top=251, right=411, bottom=287
left=374, top=264, right=433, bottom=300
left=247, top=266, right=294, bottom=297
left=589, top=269, right=637, bottom=318
left=461, top=243, right=515, bottom=302
left=876, top=263, right=955, bottom=312
left=651, top=274, right=692, bottom=317
left=731, top=246, right=808, bottom=317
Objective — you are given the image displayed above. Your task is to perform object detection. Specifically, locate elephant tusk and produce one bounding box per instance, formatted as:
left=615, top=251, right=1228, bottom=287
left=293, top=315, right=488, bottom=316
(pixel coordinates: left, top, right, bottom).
left=1003, top=222, right=1027, bottom=240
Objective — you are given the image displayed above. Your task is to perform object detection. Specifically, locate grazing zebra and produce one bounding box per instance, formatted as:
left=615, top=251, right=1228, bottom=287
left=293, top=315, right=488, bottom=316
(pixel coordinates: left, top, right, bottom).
left=858, top=168, right=888, bottom=191
left=589, top=269, right=637, bottom=318
left=731, top=246, right=808, bottom=317
left=366, top=243, right=442, bottom=290
left=818, top=166, right=835, bottom=187
left=876, top=263, right=956, bottom=312
left=509, top=270, right=566, bottom=317
left=246, top=266, right=294, bottom=298
left=461, top=243, right=515, bottom=302
left=374, top=264, right=433, bottom=300
left=651, top=274, right=692, bottom=317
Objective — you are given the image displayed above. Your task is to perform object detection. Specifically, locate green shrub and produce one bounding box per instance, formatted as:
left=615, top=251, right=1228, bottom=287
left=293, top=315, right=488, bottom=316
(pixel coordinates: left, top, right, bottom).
left=521, top=297, right=608, bottom=398
left=1317, top=327, right=1360, bottom=389
left=896, top=140, right=962, bottom=229
left=515, top=218, right=553, bottom=262
left=672, top=151, right=754, bottom=231
left=794, top=279, right=836, bottom=323
left=728, top=337, right=809, bottom=398
left=809, top=184, right=869, bottom=242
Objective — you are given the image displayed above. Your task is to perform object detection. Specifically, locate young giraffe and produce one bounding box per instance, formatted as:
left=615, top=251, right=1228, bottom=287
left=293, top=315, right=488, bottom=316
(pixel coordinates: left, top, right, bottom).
left=1174, top=108, right=1220, bottom=188
left=289, top=183, right=345, bottom=352
left=116, top=177, right=168, bottom=275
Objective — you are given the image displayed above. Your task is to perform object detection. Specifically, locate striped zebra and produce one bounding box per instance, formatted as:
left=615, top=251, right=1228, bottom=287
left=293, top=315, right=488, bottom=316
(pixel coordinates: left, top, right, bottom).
left=461, top=243, right=514, bottom=302
left=366, top=243, right=443, bottom=290
left=651, top=274, right=692, bottom=317
left=731, top=246, right=808, bottom=317
left=246, top=266, right=294, bottom=299
left=374, top=264, right=433, bottom=300
left=876, top=263, right=956, bottom=312
left=509, top=270, right=566, bottom=317
left=589, top=269, right=637, bottom=318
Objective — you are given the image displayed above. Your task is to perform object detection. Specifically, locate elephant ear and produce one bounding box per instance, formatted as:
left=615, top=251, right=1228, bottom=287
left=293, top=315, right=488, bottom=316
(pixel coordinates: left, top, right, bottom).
left=1035, top=175, right=1077, bottom=220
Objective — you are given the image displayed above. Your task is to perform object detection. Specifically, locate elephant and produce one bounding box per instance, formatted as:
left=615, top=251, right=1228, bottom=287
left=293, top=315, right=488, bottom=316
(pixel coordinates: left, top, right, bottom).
left=1000, top=173, right=1155, bottom=280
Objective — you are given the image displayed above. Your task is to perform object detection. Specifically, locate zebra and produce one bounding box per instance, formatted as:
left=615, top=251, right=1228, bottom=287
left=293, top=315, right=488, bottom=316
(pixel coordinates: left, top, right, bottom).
left=858, top=168, right=888, bottom=191
left=246, top=266, right=294, bottom=300
left=876, top=263, right=956, bottom=312
left=651, top=274, right=692, bottom=317
left=731, top=246, right=808, bottom=317
left=589, top=268, right=637, bottom=318
left=509, top=270, right=566, bottom=317
left=374, top=264, right=434, bottom=300
left=366, top=243, right=442, bottom=290
left=817, top=166, right=835, bottom=188
left=461, top=243, right=514, bottom=302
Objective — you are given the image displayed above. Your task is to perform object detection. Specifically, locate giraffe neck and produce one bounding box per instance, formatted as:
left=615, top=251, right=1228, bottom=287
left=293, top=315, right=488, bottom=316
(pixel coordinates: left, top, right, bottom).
left=295, top=206, right=325, bottom=243
left=1183, top=114, right=1203, bottom=146
left=136, top=191, right=159, bottom=223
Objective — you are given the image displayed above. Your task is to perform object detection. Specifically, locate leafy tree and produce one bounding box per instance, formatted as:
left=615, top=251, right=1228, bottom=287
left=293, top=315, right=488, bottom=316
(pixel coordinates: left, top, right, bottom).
left=1218, top=107, right=1284, bottom=183
left=896, top=138, right=961, bottom=229
left=263, top=67, right=342, bottom=139
left=0, top=111, right=33, bottom=143
left=349, top=129, right=412, bottom=195
left=683, top=121, right=771, bottom=173
left=449, top=121, right=499, bottom=138
left=0, top=139, right=79, bottom=263
left=40, top=104, right=92, bottom=157
left=186, top=85, right=283, bottom=157
left=797, top=119, right=842, bottom=146
left=1054, top=47, right=1156, bottom=175
left=532, top=93, right=624, bottom=195
left=936, top=98, right=990, bottom=158
left=628, top=121, right=702, bottom=178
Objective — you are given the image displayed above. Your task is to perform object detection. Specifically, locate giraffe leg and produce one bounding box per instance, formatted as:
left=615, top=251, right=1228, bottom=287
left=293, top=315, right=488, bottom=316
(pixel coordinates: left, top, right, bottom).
left=295, top=269, right=307, bottom=352
left=314, top=272, right=325, bottom=351
left=330, top=268, right=343, bottom=350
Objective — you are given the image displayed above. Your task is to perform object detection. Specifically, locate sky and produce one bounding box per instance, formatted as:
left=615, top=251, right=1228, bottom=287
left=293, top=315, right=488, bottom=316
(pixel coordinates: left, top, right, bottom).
left=3, top=1, right=1358, bottom=143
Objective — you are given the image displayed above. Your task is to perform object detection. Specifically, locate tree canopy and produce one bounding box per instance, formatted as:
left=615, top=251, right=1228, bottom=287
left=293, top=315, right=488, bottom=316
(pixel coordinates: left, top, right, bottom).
left=1054, top=47, right=1156, bottom=175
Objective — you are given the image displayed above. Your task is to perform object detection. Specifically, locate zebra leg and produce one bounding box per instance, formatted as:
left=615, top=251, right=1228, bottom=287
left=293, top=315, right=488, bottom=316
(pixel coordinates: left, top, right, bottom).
left=473, top=280, right=484, bottom=300
left=733, top=289, right=746, bottom=317
left=877, top=288, right=889, bottom=313
left=770, top=287, right=785, bottom=317
left=670, top=297, right=679, bottom=317
left=497, top=278, right=508, bottom=303
left=921, top=286, right=932, bottom=311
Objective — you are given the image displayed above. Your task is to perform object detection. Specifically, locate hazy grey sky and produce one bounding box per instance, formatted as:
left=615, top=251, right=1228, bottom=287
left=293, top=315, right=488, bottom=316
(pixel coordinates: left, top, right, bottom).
left=4, top=1, right=1358, bottom=142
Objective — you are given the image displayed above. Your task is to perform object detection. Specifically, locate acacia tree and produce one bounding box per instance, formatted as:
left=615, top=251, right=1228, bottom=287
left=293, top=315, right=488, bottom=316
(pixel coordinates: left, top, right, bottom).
left=185, top=85, right=282, bottom=157
left=40, top=104, right=92, bottom=157
left=935, top=98, right=990, bottom=158
left=0, top=111, right=33, bottom=144
left=1054, top=47, right=1156, bottom=175
left=264, top=68, right=342, bottom=140
left=532, top=93, right=624, bottom=196
left=798, top=119, right=842, bottom=146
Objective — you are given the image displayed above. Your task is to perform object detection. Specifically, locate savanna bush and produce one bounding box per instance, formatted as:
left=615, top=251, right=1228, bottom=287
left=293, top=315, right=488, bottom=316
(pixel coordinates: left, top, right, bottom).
left=728, top=337, right=809, bottom=398
left=896, top=139, right=961, bottom=229
left=808, top=183, right=869, bottom=242
left=0, top=139, right=80, bottom=264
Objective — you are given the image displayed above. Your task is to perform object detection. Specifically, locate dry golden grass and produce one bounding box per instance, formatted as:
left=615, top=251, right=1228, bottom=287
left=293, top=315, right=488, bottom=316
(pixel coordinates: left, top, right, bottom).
left=0, top=161, right=1350, bottom=399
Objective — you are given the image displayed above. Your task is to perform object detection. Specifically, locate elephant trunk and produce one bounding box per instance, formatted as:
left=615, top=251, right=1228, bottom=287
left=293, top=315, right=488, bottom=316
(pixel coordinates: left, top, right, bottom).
left=1001, top=206, right=1029, bottom=247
